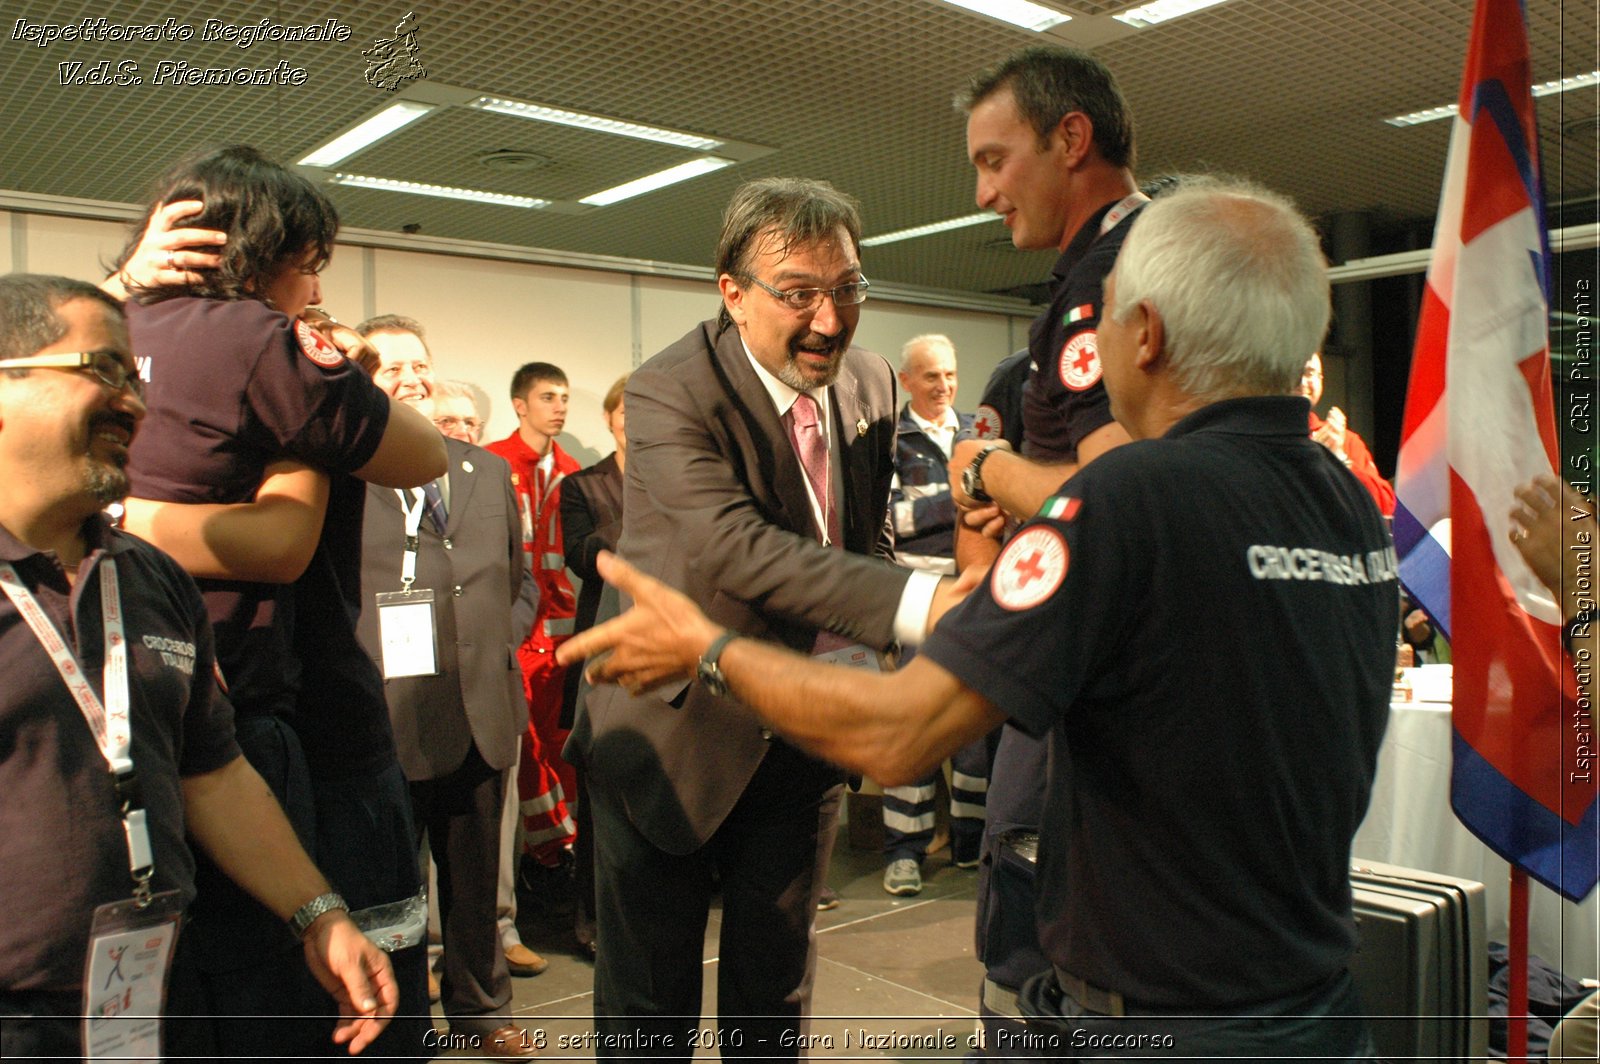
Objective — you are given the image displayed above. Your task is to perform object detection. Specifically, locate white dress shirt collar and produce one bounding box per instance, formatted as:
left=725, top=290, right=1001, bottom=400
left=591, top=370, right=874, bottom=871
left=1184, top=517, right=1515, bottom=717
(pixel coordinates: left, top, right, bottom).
left=906, top=405, right=959, bottom=459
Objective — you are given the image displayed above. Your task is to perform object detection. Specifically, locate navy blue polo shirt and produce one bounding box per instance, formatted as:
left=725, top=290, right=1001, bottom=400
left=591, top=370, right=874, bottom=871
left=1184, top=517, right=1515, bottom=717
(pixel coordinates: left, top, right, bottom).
left=923, top=396, right=1396, bottom=1009
left=0, top=517, right=238, bottom=991
left=968, top=349, right=1030, bottom=450
left=125, top=297, right=390, bottom=721
left=1020, top=200, right=1138, bottom=462
left=291, top=473, right=396, bottom=780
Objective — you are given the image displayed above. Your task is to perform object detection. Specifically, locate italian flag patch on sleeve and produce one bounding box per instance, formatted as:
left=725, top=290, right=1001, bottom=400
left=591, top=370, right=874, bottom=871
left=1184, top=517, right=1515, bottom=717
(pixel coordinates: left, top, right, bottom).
left=1065, top=304, right=1094, bottom=325
left=1038, top=495, right=1081, bottom=521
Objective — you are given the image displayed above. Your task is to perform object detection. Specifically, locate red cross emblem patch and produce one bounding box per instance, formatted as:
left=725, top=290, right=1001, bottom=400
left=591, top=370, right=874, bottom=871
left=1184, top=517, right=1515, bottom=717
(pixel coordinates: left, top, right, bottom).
left=296, top=320, right=345, bottom=370
left=973, top=403, right=1002, bottom=441
left=1059, top=330, right=1101, bottom=392
left=990, top=526, right=1069, bottom=611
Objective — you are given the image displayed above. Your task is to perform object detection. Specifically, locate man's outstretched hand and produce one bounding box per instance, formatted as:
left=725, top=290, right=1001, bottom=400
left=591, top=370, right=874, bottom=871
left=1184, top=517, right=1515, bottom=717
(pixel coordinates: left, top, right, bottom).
left=556, top=552, right=724, bottom=694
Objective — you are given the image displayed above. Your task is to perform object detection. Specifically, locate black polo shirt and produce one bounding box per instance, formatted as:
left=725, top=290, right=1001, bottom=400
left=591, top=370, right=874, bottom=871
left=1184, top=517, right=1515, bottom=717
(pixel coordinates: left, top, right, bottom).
left=923, top=396, right=1396, bottom=1009
left=0, top=517, right=239, bottom=991
left=969, top=349, right=1030, bottom=450
left=1020, top=200, right=1139, bottom=462
left=125, top=297, right=390, bottom=720
left=291, top=474, right=395, bottom=780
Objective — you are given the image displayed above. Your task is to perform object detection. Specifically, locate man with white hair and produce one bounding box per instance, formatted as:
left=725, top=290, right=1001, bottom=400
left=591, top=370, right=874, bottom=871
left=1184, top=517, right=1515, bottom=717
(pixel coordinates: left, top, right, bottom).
left=429, top=379, right=489, bottom=445
left=561, top=178, right=1395, bottom=1059
left=881, top=334, right=988, bottom=897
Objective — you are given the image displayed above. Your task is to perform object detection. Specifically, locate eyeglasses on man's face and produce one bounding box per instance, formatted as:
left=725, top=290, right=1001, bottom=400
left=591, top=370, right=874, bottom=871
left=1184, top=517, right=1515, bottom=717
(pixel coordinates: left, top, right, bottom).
left=0, top=350, right=144, bottom=397
left=432, top=416, right=483, bottom=433
left=745, top=276, right=871, bottom=313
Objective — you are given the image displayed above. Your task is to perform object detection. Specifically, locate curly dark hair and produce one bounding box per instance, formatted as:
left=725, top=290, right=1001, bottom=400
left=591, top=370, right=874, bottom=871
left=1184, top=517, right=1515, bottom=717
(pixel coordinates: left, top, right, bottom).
left=116, top=145, right=338, bottom=305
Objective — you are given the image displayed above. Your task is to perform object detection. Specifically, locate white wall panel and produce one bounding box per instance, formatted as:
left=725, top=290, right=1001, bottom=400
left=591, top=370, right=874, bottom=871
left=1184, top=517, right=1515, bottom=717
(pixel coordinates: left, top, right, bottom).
left=371, top=248, right=635, bottom=463
left=22, top=214, right=127, bottom=282
left=638, top=274, right=721, bottom=363
left=0, top=213, right=14, bottom=274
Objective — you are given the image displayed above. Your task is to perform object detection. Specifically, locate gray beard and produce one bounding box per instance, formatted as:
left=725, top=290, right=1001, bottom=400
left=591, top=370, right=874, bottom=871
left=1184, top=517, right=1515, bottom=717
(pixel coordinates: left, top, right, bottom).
left=87, top=465, right=130, bottom=507
left=778, top=352, right=842, bottom=391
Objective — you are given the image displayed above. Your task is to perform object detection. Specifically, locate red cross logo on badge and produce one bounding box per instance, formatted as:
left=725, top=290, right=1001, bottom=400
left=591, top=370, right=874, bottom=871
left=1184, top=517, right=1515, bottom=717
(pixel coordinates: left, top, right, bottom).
left=973, top=403, right=1002, bottom=441
left=295, top=320, right=345, bottom=370
left=1059, top=330, right=1101, bottom=391
left=990, top=526, right=1069, bottom=611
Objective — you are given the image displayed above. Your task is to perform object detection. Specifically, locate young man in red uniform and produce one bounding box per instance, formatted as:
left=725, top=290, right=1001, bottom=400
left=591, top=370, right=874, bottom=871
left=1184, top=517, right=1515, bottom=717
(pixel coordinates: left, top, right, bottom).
left=1297, top=351, right=1396, bottom=516
left=486, top=363, right=579, bottom=870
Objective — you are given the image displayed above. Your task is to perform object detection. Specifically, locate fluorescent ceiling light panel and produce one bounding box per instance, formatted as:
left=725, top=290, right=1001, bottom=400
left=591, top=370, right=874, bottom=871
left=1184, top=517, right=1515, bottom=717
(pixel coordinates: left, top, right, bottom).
left=331, top=173, right=549, bottom=208
left=1385, top=69, right=1600, bottom=126
left=470, top=95, right=722, bottom=150
left=1112, top=0, right=1231, bottom=28
left=936, top=0, right=1070, bottom=32
left=1535, top=70, right=1600, bottom=96
left=298, top=101, right=436, bottom=167
left=861, top=212, right=997, bottom=247
left=1384, top=104, right=1459, bottom=128
left=580, top=157, right=735, bottom=207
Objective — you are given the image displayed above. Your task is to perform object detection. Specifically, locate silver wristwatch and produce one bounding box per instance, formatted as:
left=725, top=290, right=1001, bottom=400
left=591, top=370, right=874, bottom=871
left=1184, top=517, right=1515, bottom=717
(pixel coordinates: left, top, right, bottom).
left=962, top=444, right=1000, bottom=504
left=289, top=892, right=349, bottom=939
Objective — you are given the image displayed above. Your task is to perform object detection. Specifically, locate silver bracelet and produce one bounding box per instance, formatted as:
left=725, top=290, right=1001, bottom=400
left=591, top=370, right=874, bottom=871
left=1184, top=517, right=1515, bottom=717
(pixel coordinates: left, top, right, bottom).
left=289, top=891, right=348, bottom=940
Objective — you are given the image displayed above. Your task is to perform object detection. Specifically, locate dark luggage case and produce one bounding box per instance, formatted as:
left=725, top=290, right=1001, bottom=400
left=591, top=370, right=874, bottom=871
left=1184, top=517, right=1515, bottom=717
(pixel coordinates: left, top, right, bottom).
left=1349, top=859, right=1489, bottom=1062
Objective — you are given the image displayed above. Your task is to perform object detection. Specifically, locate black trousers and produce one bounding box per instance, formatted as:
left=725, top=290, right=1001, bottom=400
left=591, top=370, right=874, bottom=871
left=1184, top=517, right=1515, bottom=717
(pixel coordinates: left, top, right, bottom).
left=589, top=741, right=843, bottom=1061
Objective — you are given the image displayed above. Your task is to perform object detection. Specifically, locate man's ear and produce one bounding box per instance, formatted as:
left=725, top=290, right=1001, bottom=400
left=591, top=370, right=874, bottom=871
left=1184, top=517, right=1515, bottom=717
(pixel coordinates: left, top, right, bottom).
left=718, top=274, right=747, bottom=328
left=1134, top=300, right=1165, bottom=373
left=1056, top=112, right=1095, bottom=170
left=510, top=395, right=528, bottom=420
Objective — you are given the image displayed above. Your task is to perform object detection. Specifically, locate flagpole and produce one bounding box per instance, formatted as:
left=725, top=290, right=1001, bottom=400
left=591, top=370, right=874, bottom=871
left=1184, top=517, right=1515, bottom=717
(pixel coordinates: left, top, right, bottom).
left=1508, top=868, right=1530, bottom=1060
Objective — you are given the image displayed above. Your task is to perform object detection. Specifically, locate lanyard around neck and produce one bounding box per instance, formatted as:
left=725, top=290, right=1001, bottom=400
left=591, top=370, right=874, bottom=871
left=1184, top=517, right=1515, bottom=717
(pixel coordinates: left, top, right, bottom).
left=0, top=557, right=155, bottom=902
left=1100, top=191, right=1150, bottom=237
left=394, top=488, right=427, bottom=589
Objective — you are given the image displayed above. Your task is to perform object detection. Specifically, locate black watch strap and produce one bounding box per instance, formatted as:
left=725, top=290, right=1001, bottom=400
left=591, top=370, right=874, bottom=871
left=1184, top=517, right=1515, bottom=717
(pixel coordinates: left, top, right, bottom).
left=965, top=444, right=999, bottom=504
left=697, top=631, right=740, bottom=698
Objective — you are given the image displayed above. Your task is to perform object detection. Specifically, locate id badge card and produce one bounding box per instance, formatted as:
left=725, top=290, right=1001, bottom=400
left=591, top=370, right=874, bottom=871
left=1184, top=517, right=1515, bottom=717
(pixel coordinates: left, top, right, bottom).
left=376, top=589, right=440, bottom=678
left=813, top=641, right=884, bottom=672
left=82, top=890, right=183, bottom=1061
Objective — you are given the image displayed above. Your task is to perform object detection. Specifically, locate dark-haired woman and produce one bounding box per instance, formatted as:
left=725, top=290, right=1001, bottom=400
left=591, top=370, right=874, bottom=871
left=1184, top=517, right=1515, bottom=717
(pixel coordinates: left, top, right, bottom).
left=114, top=145, right=443, bottom=1058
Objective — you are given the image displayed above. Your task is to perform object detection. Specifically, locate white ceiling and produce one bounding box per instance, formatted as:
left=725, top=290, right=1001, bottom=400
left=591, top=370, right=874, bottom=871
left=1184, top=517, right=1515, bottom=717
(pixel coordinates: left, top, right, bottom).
left=1, top=0, right=1594, bottom=299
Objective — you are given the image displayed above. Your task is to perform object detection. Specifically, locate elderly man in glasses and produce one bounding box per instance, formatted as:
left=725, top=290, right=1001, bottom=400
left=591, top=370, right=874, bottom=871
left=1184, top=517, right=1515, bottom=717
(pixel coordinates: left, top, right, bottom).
left=566, top=177, right=964, bottom=1059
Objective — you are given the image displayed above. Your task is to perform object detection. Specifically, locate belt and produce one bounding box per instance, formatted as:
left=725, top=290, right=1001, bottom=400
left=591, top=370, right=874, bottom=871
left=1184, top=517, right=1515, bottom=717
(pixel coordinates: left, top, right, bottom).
left=981, top=977, right=1024, bottom=1018
left=1054, top=966, right=1128, bottom=1018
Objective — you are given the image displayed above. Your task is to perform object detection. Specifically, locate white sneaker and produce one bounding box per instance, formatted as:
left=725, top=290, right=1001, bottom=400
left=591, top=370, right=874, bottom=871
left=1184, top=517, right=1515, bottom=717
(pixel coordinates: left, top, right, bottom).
left=883, top=858, right=923, bottom=896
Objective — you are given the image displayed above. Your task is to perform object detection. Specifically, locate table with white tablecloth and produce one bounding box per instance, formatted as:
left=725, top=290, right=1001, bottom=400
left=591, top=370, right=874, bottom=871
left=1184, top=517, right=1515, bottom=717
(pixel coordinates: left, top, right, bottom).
left=1352, top=669, right=1599, bottom=979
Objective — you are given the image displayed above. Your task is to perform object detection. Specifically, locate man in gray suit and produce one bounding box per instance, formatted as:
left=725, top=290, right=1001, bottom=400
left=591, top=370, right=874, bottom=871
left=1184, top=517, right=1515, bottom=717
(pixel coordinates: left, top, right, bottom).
left=353, top=316, right=537, bottom=1057
left=568, top=178, right=953, bottom=1058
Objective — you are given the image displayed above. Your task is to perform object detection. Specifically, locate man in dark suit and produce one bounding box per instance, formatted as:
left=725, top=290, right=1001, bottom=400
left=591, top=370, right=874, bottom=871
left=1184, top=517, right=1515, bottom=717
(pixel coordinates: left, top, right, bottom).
left=353, top=316, right=537, bottom=1057
left=567, top=178, right=953, bottom=1058
left=559, top=373, right=629, bottom=958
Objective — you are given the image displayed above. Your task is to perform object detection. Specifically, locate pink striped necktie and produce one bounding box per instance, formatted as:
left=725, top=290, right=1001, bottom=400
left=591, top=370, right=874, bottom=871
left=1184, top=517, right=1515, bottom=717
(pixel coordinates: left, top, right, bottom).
left=785, top=393, right=852, bottom=655
left=784, top=392, right=840, bottom=548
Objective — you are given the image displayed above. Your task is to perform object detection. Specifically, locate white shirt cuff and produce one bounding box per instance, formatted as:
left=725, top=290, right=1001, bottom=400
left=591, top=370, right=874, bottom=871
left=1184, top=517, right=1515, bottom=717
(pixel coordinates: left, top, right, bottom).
left=893, top=569, right=943, bottom=648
